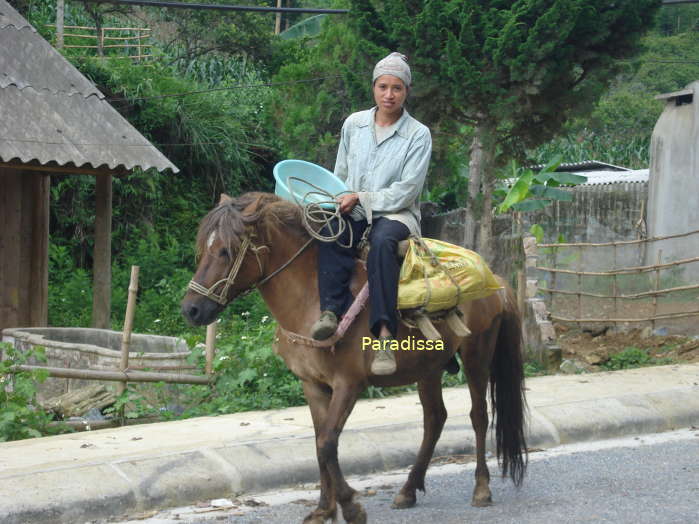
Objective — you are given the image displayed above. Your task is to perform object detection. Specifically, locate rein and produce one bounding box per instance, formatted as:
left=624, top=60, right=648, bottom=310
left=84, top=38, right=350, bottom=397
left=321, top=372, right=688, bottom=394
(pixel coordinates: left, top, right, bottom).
left=187, top=234, right=313, bottom=306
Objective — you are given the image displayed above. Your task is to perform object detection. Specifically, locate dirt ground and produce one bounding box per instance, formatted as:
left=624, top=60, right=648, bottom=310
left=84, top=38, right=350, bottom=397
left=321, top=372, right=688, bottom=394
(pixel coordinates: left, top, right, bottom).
left=555, top=323, right=699, bottom=371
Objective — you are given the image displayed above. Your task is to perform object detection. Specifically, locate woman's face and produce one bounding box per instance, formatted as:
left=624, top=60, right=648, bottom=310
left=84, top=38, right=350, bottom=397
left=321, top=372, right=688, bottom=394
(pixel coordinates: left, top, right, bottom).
left=373, top=75, right=408, bottom=117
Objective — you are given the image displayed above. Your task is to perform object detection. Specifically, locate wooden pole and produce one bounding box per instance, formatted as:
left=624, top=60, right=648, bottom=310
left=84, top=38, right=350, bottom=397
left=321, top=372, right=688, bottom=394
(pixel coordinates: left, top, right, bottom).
left=577, top=245, right=583, bottom=328
left=550, top=247, right=558, bottom=313
left=56, top=0, right=65, bottom=49
left=275, top=0, right=282, bottom=33
left=205, top=322, right=216, bottom=375
left=652, top=250, right=662, bottom=332
left=117, top=266, right=139, bottom=396
left=30, top=173, right=50, bottom=327
left=92, top=174, right=112, bottom=328
left=10, top=365, right=211, bottom=385
left=550, top=309, right=699, bottom=324
left=612, top=244, right=618, bottom=331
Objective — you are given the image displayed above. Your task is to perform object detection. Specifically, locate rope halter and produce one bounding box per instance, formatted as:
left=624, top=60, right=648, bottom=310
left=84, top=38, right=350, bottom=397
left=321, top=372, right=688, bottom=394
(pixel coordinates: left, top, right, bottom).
left=187, top=236, right=266, bottom=306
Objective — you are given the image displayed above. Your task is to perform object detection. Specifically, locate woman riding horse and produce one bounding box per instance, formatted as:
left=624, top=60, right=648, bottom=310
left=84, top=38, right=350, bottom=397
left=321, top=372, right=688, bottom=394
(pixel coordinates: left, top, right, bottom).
left=311, top=52, right=432, bottom=376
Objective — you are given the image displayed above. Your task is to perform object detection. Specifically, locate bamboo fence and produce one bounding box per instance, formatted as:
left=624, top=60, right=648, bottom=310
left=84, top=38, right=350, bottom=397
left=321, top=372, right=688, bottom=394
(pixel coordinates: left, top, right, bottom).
left=9, top=266, right=216, bottom=389
left=46, top=24, right=153, bottom=61
left=535, top=228, right=699, bottom=327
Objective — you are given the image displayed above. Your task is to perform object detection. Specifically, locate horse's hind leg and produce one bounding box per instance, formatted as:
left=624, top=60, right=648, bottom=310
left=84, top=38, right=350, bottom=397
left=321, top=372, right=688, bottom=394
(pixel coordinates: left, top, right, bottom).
left=461, top=327, right=500, bottom=507
left=393, top=372, right=447, bottom=509
left=302, top=381, right=337, bottom=524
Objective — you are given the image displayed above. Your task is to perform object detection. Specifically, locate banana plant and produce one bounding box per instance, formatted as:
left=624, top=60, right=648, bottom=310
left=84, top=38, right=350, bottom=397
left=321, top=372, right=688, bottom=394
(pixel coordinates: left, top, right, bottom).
left=497, top=156, right=587, bottom=214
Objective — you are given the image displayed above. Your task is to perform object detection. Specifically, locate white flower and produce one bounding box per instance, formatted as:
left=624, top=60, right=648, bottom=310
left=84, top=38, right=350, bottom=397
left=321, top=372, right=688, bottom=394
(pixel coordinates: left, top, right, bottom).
left=217, top=318, right=223, bottom=323
left=261, top=315, right=269, bottom=323
left=241, top=311, right=250, bottom=317
left=220, top=356, right=230, bottom=361
left=153, top=319, right=161, bottom=323
left=241, top=336, right=247, bottom=340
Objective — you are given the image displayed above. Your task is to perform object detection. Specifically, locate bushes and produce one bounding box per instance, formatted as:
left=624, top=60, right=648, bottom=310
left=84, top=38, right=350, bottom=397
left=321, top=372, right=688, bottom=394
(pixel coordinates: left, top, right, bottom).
left=0, top=343, right=67, bottom=441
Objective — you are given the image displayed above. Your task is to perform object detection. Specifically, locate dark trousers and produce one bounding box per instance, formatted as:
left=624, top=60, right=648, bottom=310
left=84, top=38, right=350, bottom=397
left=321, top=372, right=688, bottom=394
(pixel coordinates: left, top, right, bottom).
left=318, top=216, right=410, bottom=337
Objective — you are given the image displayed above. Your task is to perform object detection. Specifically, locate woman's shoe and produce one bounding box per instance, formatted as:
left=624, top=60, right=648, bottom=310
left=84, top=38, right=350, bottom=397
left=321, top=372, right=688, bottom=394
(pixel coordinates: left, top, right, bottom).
left=311, top=311, right=338, bottom=340
left=371, top=336, right=397, bottom=375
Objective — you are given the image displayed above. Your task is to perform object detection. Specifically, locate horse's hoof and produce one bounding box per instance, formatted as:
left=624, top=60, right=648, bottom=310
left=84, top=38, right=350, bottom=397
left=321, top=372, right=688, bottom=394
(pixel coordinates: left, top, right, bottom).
left=303, top=508, right=335, bottom=524
left=391, top=491, right=417, bottom=509
left=471, top=495, right=493, bottom=507
left=347, top=506, right=367, bottom=524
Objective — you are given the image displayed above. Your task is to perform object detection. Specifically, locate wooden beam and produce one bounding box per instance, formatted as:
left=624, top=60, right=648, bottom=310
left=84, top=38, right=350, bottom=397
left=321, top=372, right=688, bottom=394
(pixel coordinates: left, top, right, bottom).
left=0, top=169, right=21, bottom=331
left=0, top=162, right=122, bottom=176
left=92, top=174, right=112, bottom=328
left=29, top=173, right=50, bottom=326
left=10, top=364, right=212, bottom=385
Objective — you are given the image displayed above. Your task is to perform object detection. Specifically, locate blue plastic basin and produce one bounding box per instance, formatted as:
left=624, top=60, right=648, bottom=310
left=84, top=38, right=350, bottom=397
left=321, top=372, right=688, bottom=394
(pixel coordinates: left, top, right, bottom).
left=273, top=159, right=348, bottom=208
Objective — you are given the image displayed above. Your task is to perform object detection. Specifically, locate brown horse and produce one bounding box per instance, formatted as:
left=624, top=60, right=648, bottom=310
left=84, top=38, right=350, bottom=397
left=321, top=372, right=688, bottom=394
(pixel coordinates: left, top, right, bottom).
left=181, top=192, right=527, bottom=524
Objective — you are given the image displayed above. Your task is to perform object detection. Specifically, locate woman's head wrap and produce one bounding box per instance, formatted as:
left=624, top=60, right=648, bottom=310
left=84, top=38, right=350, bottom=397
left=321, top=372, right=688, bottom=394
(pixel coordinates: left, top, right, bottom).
left=372, top=52, right=411, bottom=87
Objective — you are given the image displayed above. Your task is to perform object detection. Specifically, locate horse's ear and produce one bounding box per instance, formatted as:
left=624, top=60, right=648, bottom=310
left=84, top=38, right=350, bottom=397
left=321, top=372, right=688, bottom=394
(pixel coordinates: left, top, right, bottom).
left=219, top=193, right=233, bottom=206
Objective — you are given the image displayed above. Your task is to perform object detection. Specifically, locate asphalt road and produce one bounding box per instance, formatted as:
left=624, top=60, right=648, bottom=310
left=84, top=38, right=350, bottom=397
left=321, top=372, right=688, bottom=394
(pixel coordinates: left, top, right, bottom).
left=119, top=429, right=699, bottom=524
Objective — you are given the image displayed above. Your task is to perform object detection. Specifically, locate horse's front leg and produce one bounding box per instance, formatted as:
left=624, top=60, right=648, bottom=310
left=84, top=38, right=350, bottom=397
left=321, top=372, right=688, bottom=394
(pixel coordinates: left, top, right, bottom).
left=302, top=381, right=336, bottom=524
left=393, top=372, right=447, bottom=509
left=316, top=382, right=366, bottom=524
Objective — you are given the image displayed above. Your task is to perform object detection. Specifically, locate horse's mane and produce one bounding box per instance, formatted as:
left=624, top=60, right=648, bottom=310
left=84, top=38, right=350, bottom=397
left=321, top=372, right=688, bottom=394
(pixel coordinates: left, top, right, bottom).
left=195, top=192, right=308, bottom=257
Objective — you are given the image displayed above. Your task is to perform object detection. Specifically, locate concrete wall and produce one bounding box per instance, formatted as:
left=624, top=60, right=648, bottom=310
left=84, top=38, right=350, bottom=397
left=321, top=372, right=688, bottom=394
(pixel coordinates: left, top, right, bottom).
left=519, top=183, right=647, bottom=245
left=647, top=81, right=699, bottom=271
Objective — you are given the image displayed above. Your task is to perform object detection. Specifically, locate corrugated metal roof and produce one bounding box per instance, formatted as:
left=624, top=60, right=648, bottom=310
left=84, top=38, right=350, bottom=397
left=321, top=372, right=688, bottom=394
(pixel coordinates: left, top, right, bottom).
left=0, top=0, right=178, bottom=173
left=531, top=160, right=631, bottom=172
left=0, top=25, right=103, bottom=98
left=577, top=169, right=648, bottom=186
left=504, top=168, right=648, bottom=188
left=0, top=0, right=31, bottom=30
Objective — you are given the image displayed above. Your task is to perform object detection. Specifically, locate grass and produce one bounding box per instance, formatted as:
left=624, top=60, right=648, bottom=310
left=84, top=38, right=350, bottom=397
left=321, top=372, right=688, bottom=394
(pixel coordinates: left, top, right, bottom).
left=600, top=346, right=677, bottom=371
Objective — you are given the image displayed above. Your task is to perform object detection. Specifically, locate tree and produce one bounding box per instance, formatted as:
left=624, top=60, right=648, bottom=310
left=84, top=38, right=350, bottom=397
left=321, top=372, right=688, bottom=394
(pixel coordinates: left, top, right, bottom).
left=350, top=0, right=659, bottom=261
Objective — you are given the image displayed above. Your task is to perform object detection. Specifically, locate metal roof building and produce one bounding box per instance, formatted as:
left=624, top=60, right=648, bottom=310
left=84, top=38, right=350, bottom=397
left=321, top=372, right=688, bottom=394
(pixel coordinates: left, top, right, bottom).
left=0, top=0, right=178, bottom=331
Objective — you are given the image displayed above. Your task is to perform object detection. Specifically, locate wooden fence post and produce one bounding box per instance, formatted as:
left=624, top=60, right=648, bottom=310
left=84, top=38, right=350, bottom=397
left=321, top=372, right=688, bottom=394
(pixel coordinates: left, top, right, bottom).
left=56, top=0, right=65, bottom=49
left=117, top=266, right=139, bottom=397
left=205, top=322, right=216, bottom=375
left=652, top=250, right=662, bottom=332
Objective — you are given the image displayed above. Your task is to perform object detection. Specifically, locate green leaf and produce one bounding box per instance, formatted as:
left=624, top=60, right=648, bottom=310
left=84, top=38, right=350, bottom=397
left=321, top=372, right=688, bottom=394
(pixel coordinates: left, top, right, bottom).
left=548, top=173, right=588, bottom=186
left=26, top=428, right=43, bottom=438
left=498, top=172, right=534, bottom=213
left=530, top=224, right=545, bottom=243
left=512, top=199, right=552, bottom=212
left=540, top=155, right=563, bottom=174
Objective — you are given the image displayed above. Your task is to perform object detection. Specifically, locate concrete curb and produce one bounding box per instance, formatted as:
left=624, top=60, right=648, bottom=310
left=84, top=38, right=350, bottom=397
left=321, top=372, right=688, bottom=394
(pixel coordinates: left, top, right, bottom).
left=1, top=366, right=698, bottom=523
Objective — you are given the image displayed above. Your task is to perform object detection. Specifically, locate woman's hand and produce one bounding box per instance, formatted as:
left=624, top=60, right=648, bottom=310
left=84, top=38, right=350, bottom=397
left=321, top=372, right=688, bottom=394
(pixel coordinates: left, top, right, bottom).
left=337, top=193, right=359, bottom=215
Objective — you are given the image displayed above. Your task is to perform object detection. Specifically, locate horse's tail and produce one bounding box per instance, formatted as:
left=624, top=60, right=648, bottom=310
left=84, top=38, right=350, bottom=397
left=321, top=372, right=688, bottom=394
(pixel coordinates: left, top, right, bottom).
left=490, top=288, right=528, bottom=486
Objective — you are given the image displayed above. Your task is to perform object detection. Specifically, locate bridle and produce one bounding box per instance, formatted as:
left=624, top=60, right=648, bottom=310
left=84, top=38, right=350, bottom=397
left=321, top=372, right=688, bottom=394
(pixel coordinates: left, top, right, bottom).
left=187, top=233, right=314, bottom=306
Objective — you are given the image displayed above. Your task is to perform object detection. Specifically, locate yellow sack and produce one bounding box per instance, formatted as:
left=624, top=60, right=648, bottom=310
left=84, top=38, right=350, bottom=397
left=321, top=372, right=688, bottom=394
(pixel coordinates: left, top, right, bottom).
left=398, top=238, right=502, bottom=312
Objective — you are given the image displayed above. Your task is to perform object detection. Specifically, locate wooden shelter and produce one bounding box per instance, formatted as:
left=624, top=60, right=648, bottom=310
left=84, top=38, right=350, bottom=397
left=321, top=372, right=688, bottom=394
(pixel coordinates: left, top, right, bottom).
left=0, top=1, right=178, bottom=332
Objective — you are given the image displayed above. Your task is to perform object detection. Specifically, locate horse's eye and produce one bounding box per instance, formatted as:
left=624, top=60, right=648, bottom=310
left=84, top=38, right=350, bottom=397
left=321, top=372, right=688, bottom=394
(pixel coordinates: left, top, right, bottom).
left=219, top=248, right=231, bottom=258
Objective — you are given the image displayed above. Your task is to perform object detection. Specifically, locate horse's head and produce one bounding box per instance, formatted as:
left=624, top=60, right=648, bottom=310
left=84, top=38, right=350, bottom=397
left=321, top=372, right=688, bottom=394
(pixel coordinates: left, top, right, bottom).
left=181, top=193, right=274, bottom=326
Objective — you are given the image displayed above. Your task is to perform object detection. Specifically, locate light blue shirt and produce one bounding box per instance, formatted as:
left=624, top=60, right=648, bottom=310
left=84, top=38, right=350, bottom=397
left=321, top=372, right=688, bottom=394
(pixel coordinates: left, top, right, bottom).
left=333, top=107, right=432, bottom=236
